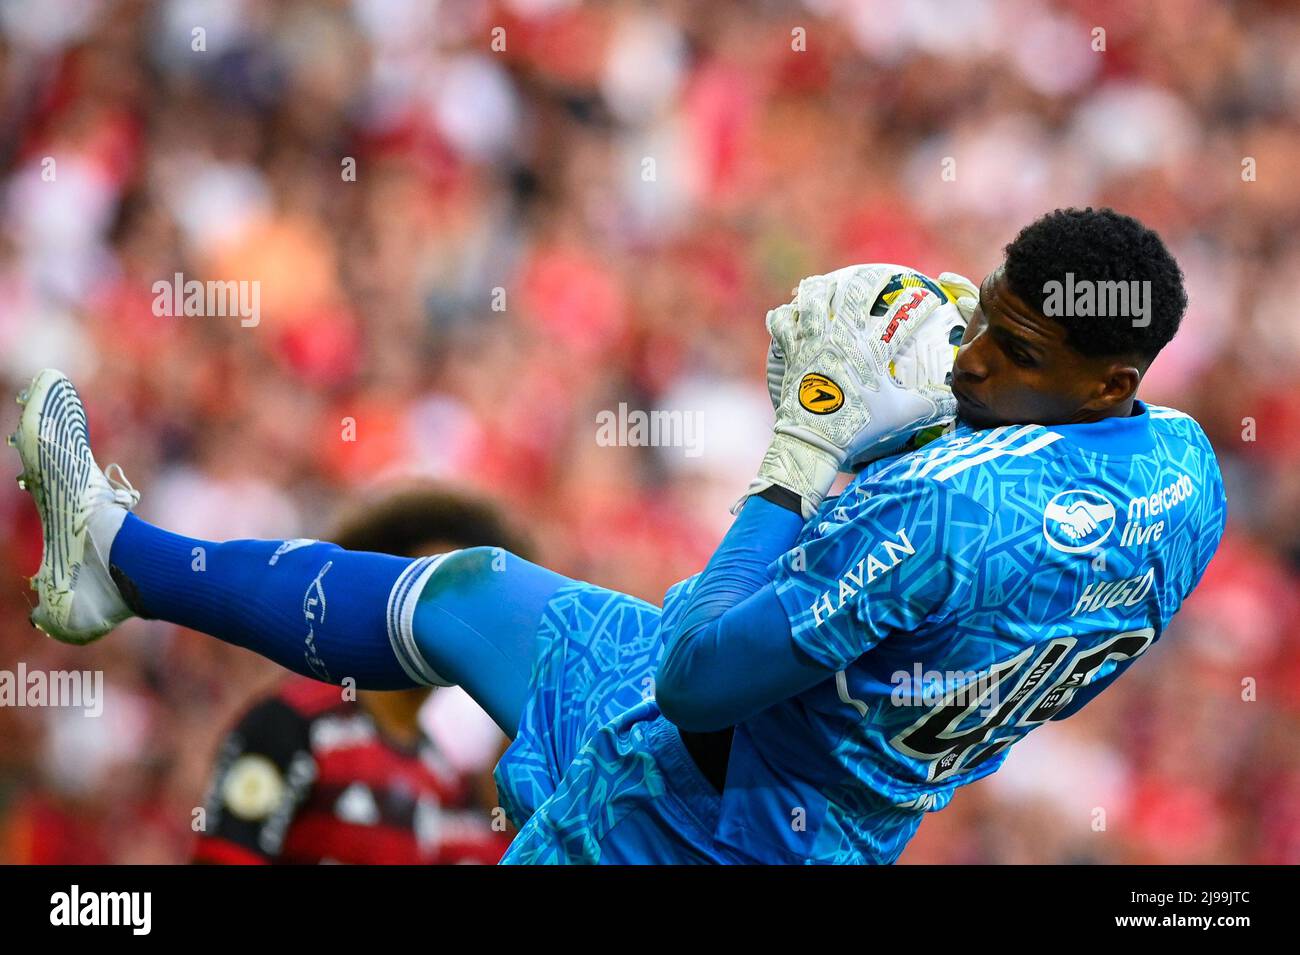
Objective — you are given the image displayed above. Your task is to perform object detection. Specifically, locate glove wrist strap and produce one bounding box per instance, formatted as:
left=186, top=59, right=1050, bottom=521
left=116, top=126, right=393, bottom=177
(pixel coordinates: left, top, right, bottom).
left=732, top=432, right=840, bottom=520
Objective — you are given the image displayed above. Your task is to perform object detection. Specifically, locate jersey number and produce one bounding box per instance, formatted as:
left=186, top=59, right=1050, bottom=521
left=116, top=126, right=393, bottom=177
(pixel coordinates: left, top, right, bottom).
left=887, top=627, right=1155, bottom=783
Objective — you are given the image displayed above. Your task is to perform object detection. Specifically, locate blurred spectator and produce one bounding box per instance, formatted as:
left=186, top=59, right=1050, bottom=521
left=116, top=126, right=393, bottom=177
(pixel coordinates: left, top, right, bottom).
left=190, top=484, right=527, bottom=865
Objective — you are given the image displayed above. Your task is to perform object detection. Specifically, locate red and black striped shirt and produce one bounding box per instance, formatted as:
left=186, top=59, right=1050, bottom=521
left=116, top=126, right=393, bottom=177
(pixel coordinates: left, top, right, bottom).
left=193, top=679, right=508, bottom=865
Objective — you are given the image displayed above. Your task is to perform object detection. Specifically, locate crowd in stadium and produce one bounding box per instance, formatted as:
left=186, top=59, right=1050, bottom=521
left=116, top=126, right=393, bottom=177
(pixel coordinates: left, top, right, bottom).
left=2, top=0, right=1298, bottom=863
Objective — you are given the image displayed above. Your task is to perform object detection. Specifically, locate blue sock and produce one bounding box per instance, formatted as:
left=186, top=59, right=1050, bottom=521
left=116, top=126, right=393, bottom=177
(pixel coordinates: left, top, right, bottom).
left=411, top=548, right=571, bottom=734
left=108, top=513, right=446, bottom=690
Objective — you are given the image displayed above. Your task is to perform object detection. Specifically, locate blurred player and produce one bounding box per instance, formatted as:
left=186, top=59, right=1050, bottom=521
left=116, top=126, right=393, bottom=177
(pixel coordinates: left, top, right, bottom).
left=13, top=208, right=1227, bottom=863
left=192, top=488, right=527, bottom=864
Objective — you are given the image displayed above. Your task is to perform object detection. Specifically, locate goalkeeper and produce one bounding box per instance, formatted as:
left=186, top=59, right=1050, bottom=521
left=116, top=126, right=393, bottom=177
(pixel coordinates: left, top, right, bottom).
left=12, top=208, right=1227, bottom=864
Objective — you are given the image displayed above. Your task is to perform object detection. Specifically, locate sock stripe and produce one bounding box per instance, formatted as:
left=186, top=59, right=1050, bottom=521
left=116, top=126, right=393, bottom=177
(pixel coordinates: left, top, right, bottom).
left=386, top=553, right=455, bottom=687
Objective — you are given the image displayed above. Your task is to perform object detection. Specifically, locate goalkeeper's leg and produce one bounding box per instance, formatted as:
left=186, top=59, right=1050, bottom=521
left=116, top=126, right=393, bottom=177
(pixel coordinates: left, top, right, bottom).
left=110, top=517, right=570, bottom=734
left=12, top=368, right=580, bottom=736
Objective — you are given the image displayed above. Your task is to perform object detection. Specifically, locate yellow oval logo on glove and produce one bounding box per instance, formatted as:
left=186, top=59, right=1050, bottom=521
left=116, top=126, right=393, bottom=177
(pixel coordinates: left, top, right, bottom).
left=799, top=373, right=844, bottom=414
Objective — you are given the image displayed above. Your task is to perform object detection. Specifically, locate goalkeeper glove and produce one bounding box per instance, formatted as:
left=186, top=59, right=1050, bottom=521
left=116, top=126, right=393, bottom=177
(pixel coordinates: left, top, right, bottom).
left=936, top=270, right=979, bottom=323
left=743, top=264, right=963, bottom=519
left=766, top=265, right=975, bottom=416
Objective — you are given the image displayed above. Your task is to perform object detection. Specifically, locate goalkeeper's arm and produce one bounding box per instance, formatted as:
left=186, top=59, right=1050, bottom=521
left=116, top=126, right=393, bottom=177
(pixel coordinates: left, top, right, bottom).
left=657, top=264, right=967, bottom=730
left=655, top=490, right=832, bottom=732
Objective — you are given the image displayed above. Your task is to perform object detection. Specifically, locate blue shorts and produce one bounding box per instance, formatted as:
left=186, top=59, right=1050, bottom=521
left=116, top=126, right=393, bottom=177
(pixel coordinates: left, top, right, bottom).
left=493, top=582, right=748, bottom=864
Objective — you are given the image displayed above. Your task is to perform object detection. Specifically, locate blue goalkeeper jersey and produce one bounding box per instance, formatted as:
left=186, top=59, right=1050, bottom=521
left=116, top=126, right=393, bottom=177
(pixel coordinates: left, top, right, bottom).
left=660, top=399, right=1227, bottom=864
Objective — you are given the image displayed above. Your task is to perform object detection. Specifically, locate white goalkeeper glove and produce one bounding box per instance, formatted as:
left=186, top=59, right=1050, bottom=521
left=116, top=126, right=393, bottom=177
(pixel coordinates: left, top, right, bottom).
left=766, top=267, right=976, bottom=413
left=744, top=264, right=964, bottom=519
left=936, top=270, right=979, bottom=323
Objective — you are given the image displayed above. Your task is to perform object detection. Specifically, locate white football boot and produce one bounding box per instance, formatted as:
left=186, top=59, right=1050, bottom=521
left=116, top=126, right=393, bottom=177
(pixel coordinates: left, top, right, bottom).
left=10, top=369, right=140, bottom=645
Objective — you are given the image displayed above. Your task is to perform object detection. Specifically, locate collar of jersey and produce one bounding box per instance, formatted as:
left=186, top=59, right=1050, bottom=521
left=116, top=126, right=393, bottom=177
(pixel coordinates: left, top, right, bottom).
left=1044, top=399, right=1154, bottom=455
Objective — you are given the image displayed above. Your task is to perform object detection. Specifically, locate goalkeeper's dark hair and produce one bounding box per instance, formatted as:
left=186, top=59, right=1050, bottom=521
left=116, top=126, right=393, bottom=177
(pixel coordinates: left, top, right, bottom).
left=330, top=484, right=534, bottom=561
left=1002, top=207, right=1187, bottom=365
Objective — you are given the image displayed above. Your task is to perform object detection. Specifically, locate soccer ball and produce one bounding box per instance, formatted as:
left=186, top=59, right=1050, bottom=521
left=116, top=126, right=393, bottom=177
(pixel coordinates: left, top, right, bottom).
left=868, top=268, right=967, bottom=392
left=766, top=263, right=970, bottom=460
left=849, top=266, right=970, bottom=460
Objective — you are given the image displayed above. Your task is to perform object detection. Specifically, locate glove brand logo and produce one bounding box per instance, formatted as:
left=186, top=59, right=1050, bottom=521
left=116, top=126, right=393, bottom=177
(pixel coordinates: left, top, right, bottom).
left=1043, top=489, right=1116, bottom=554
left=879, top=289, right=930, bottom=344
left=798, top=373, right=844, bottom=414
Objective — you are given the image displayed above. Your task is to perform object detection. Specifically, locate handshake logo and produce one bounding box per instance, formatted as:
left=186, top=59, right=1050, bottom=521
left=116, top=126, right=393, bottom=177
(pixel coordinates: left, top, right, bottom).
left=1043, top=489, right=1117, bottom=554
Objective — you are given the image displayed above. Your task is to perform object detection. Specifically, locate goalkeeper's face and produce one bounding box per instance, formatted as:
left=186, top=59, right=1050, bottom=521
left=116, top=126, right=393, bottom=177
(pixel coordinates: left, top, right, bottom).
left=950, top=266, right=1142, bottom=429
